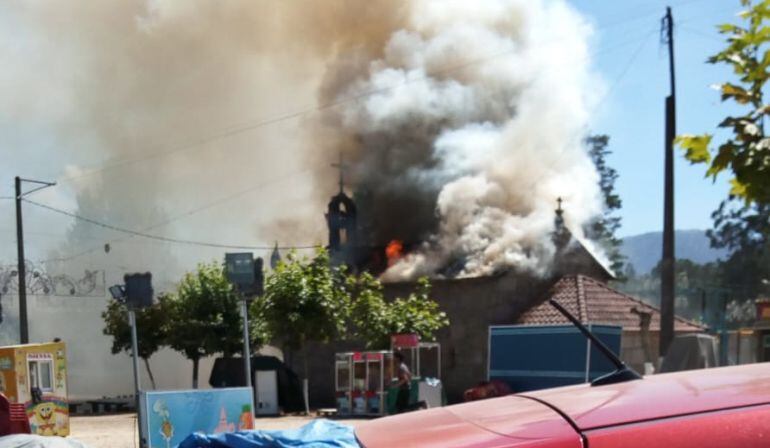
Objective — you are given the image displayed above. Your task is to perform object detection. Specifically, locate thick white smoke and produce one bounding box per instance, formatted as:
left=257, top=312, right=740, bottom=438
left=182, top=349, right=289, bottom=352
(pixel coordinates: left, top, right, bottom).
left=322, top=0, right=605, bottom=279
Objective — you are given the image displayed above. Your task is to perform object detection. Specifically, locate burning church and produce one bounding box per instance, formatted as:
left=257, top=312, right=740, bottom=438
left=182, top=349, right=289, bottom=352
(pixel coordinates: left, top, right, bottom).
left=291, top=0, right=708, bottom=405
left=310, top=183, right=636, bottom=405
left=301, top=184, right=704, bottom=406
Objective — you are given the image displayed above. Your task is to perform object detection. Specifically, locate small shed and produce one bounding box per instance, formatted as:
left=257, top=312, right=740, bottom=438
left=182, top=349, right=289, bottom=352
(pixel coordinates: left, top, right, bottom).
left=209, top=356, right=305, bottom=414
left=519, top=275, right=705, bottom=372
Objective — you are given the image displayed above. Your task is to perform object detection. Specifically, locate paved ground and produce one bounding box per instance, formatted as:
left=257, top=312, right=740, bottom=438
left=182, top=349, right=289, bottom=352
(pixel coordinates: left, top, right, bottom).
left=69, top=414, right=368, bottom=448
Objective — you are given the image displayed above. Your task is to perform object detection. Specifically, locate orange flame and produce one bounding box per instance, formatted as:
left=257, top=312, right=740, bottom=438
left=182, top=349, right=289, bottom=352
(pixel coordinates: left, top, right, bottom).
left=385, top=240, right=404, bottom=266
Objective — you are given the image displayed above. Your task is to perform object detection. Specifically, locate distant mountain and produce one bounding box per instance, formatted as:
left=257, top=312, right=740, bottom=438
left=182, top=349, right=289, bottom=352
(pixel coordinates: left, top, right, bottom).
left=620, top=229, right=729, bottom=275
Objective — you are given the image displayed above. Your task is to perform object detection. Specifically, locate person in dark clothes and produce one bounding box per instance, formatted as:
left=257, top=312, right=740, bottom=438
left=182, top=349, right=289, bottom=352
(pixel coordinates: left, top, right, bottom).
left=394, top=352, right=412, bottom=413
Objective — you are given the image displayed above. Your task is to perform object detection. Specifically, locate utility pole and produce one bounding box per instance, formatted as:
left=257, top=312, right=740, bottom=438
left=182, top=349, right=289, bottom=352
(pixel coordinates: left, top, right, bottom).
left=241, top=299, right=252, bottom=388
left=14, top=176, right=56, bottom=344
left=14, top=177, right=27, bottom=344
left=659, top=6, right=676, bottom=359
left=128, top=309, right=145, bottom=447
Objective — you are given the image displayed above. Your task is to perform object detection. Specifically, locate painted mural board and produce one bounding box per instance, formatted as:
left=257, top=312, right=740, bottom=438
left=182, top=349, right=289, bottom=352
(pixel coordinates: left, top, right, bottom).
left=143, top=387, right=254, bottom=448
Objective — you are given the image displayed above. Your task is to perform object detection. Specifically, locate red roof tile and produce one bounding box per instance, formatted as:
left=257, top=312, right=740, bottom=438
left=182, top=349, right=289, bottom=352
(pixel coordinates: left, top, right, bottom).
left=518, top=275, right=704, bottom=332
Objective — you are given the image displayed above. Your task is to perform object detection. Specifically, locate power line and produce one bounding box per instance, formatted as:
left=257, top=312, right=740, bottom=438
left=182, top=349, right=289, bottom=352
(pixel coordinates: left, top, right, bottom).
left=678, top=25, right=724, bottom=43
left=55, top=12, right=677, bottom=186
left=36, top=161, right=329, bottom=262
left=37, top=19, right=660, bottom=263
left=56, top=46, right=534, bottom=184
left=34, top=12, right=665, bottom=263
left=23, top=198, right=319, bottom=253
left=596, top=29, right=656, bottom=109
left=523, top=28, right=657, bottom=203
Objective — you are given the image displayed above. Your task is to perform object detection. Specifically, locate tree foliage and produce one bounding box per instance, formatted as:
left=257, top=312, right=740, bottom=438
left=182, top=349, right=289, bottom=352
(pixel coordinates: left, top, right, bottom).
left=676, top=1, right=770, bottom=305
left=101, top=294, right=171, bottom=389
left=165, top=261, right=246, bottom=388
left=349, top=275, right=449, bottom=350
left=677, top=0, right=770, bottom=205
left=261, top=248, right=350, bottom=374
left=262, top=249, right=450, bottom=360
left=585, top=135, right=626, bottom=276
left=708, top=202, right=770, bottom=300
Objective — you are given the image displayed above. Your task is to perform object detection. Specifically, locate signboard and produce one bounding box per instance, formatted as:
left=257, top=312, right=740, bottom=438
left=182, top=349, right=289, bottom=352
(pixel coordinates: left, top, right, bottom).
left=488, top=324, right=622, bottom=392
left=27, top=352, right=53, bottom=361
left=391, top=334, right=420, bottom=349
left=143, top=387, right=254, bottom=448
left=125, top=273, right=153, bottom=309
left=225, top=253, right=255, bottom=290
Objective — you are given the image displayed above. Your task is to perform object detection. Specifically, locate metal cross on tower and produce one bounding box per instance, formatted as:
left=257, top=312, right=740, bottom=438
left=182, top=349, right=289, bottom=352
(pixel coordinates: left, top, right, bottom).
left=331, top=152, right=349, bottom=194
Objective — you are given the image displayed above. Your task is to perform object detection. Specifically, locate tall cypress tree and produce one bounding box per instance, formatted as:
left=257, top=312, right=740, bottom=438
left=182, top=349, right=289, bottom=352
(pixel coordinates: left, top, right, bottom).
left=586, top=135, right=626, bottom=277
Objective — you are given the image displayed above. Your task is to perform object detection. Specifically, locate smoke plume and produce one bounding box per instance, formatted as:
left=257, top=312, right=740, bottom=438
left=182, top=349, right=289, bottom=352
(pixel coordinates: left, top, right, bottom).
left=0, top=0, right=608, bottom=397
left=314, top=0, right=604, bottom=279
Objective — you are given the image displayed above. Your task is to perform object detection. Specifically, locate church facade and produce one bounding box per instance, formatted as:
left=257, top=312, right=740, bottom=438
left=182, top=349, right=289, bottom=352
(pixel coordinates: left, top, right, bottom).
left=289, top=186, right=671, bottom=406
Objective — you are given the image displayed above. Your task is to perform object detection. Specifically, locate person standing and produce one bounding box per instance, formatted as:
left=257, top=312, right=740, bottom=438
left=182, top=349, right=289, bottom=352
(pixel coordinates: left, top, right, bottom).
left=394, top=352, right=412, bottom=413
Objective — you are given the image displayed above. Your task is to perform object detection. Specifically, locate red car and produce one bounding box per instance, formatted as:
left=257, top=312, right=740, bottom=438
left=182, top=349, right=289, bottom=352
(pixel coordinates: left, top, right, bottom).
left=356, top=362, right=770, bottom=447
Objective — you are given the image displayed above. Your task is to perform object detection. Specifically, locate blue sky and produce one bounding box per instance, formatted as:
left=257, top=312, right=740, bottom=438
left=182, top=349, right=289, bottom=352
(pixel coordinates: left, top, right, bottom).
left=570, top=0, right=742, bottom=237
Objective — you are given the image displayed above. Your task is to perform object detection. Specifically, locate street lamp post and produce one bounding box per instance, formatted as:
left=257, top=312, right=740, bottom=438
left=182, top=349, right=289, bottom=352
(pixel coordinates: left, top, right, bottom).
left=111, top=273, right=153, bottom=448
left=15, top=176, right=56, bottom=344
left=225, top=253, right=264, bottom=389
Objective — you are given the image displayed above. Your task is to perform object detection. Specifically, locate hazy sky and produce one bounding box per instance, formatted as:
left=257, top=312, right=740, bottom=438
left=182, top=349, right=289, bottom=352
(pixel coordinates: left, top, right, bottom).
left=571, top=0, right=742, bottom=236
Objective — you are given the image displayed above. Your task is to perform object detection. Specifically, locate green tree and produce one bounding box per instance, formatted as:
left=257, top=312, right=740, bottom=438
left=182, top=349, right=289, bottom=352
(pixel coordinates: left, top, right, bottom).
left=101, top=295, right=171, bottom=389
left=166, top=262, right=245, bottom=388
left=350, top=275, right=449, bottom=350
left=676, top=1, right=770, bottom=305
left=347, top=272, right=390, bottom=349
left=261, top=248, right=350, bottom=378
left=708, top=202, right=770, bottom=301
left=585, top=135, right=626, bottom=276
left=677, top=0, right=770, bottom=205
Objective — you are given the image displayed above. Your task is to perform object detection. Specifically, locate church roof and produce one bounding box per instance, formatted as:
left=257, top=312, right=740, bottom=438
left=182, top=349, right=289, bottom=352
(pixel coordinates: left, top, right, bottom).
left=518, top=275, right=705, bottom=332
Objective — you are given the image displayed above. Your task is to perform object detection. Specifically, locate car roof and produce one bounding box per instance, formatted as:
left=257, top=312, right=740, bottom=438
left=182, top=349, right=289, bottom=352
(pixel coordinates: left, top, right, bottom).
left=519, top=362, right=770, bottom=430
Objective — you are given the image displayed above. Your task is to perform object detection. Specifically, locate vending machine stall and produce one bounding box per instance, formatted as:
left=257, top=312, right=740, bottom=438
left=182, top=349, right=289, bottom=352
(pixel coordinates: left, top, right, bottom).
left=335, top=335, right=444, bottom=416
left=335, top=351, right=392, bottom=416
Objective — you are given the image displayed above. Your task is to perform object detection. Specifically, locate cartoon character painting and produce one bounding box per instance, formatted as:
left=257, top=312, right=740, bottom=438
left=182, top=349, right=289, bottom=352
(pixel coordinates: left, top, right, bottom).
left=238, top=404, right=254, bottom=430
left=31, top=402, right=57, bottom=436
left=214, top=406, right=235, bottom=433
left=153, top=400, right=174, bottom=448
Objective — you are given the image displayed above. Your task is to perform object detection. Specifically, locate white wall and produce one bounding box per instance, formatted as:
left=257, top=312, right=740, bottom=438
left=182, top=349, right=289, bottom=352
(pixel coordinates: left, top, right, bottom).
left=1, top=293, right=281, bottom=400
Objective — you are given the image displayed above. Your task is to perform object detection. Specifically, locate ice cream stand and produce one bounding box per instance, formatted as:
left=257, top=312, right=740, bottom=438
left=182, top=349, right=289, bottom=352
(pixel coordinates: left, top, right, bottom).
left=0, top=341, right=69, bottom=436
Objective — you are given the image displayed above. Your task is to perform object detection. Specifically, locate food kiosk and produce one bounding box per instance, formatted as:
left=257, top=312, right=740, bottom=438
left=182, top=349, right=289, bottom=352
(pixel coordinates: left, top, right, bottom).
left=388, top=334, right=444, bottom=412
left=0, top=341, right=68, bottom=436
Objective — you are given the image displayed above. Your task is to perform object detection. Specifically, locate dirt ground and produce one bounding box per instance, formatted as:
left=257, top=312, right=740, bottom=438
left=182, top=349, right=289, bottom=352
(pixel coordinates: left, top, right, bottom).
left=68, top=414, right=368, bottom=448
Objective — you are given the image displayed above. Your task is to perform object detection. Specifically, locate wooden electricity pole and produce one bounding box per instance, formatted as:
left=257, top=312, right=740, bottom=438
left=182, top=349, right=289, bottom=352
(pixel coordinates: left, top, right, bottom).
left=660, top=6, right=676, bottom=358
left=14, top=176, right=55, bottom=344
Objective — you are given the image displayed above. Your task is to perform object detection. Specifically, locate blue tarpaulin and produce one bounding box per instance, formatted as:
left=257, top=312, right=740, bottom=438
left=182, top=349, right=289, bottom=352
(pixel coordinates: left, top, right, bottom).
left=179, top=419, right=360, bottom=448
